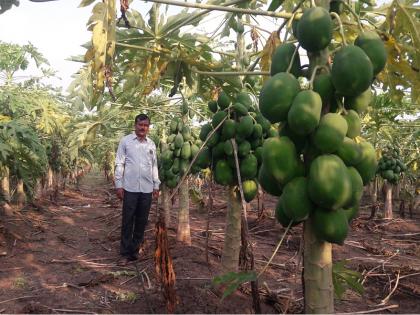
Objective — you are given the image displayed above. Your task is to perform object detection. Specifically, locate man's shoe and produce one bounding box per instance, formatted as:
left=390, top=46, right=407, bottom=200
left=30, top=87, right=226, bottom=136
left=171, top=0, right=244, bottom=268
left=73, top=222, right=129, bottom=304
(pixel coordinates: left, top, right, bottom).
left=127, top=254, right=138, bottom=262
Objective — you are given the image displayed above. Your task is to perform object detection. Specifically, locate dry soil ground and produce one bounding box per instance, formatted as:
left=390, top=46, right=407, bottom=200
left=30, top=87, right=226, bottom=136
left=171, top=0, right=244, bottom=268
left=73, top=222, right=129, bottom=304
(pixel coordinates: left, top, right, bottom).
left=0, top=172, right=419, bottom=314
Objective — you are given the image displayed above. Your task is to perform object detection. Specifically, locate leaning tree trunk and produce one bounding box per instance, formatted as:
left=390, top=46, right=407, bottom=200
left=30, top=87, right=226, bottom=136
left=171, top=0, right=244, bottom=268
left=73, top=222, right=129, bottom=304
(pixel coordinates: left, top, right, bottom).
left=221, top=186, right=242, bottom=272
left=15, top=179, right=26, bottom=208
left=384, top=181, right=393, bottom=219
left=177, top=178, right=191, bottom=245
left=304, top=220, right=334, bottom=313
left=161, top=184, right=171, bottom=228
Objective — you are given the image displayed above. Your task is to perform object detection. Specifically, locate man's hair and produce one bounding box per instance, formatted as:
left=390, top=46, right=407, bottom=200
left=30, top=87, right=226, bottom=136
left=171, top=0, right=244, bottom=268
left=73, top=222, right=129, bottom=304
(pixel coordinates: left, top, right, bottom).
left=134, top=113, right=150, bottom=124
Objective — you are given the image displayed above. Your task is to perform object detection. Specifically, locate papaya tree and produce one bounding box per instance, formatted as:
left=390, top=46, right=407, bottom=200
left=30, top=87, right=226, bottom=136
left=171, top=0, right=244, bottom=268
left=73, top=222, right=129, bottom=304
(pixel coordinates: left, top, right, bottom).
left=254, top=0, right=393, bottom=311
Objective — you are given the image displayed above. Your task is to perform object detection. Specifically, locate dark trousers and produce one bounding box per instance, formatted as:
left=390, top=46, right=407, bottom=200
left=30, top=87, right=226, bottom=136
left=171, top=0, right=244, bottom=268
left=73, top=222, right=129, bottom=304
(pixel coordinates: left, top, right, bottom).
left=120, top=190, right=152, bottom=257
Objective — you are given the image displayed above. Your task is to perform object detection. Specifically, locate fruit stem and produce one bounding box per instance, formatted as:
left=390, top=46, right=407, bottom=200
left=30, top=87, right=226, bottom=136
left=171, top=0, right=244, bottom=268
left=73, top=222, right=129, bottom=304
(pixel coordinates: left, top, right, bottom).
left=308, top=65, right=330, bottom=90
left=257, top=220, right=292, bottom=278
left=330, top=12, right=347, bottom=46
left=336, top=97, right=347, bottom=115
left=286, top=44, right=301, bottom=74
left=341, top=1, right=364, bottom=31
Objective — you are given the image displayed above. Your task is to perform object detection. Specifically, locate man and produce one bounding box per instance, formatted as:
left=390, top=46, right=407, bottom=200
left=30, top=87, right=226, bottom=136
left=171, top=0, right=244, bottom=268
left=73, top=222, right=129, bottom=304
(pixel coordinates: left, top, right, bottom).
left=114, top=114, right=160, bottom=262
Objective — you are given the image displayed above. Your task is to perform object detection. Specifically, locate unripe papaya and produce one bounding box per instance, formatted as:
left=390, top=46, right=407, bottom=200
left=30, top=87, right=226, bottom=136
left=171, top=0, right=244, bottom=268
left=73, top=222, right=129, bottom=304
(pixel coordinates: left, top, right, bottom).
left=233, top=102, right=248, bottom=116
left=221, top=119, right=236, bottom=140
left=217, top=91, right=231, bottom=110
left=313, top=73, right=335, bottom=104
left=181, top=142, right=191, bottom=160
left=297, top=7, right=333, bottom=52
left=308, top=154, right=353, bottom=210
left=214, top=160, right=234, bottom=186
left=258, top=164, right=283, bottom=196
left=312, top=208, right=349, bottom=245
left=270, top=43, right=301, bottom=77
left=262, top=137, right=300, bottom=185
left=237, top=116, right=254, bottom=138
left=242, top=180, right=258, bottom=202
left=344, top=88, right=372, bottom=114
left=346, top=166, right=364, bottom=207
left=208, top=100, right=218, bottom=113
left=288, top=90, right=322, bottom=135
left=332, top=45, right=373, bottom=96
left=275, top=198, right=300, bottom=228
left=259, top=72, right=300, bottom=123
left=354, top=31, right=387, bottom=76
left=342, top=205, right=359, bottom=222
left=236, top=92, right=253, bottom=109
left=240, top=154, right=258, bottom=180
left=212, top=111, right=228, bottom=129
left=238, top=140, right=251, bottom=157
left=174, top=133, right=184, bottom=149
left=343, top=110, right=361, bottom=138
left=282, top=177, right=313, bottom=221
left=199, top=123, right=212, bottom=142
left=355, top=141, right=377, bottom=184
left=312, top=113, right=348, bottom=153
left=336, top=137, right=363, bottom=166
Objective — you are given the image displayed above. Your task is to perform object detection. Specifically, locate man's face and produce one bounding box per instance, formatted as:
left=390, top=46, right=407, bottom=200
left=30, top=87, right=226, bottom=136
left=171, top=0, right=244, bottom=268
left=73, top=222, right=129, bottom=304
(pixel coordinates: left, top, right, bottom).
left=134, top=119, right=150, bottom=138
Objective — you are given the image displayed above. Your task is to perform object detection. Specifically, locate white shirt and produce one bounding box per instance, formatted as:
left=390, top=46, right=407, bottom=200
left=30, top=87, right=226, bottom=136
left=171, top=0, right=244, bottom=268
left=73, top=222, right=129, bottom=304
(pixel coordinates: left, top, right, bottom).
left=114, top=133, right=160, bottom=193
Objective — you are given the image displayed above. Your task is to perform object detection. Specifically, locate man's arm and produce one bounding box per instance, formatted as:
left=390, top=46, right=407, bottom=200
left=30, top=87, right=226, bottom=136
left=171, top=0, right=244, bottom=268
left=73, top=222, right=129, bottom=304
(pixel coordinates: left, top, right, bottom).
left=152, top=143, right=161, bottom=198
left=114, top=138, right=126, bottom=200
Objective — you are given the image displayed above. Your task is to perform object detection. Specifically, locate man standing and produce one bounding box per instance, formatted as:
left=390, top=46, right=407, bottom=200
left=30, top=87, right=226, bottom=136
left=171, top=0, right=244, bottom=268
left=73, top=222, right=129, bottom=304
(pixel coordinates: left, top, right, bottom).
left=114, top=114, right=160, bottom=262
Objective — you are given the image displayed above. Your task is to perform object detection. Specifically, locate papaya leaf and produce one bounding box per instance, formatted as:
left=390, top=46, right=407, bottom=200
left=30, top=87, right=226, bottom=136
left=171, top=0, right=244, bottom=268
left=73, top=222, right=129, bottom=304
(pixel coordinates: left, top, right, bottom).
left=78, top=0, right=96, bottom=7
left=268, top=0, right=284, bottom=11
left=260, top=32, right=281, bottom=82
left=212, top=271, right=257, bottom=301
left=332, top=260, right=364, bottom=299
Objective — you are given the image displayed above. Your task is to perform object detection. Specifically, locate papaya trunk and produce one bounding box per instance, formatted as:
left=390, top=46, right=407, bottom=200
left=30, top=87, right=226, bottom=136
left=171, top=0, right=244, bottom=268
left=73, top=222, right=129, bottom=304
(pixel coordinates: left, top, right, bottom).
left=15, top=179, right=26, bottom=208
left=162, top=184, right=171, bottom=228
left=304, top=220, right=334, bottom=313
left=369, top=177, right=378, bottom=219
left=304, top=24, right=333, bottom=313
left=1, top=167, right=11, bottom=203
left=384, top=181, right=393, bottom=219
left=176, top=178, right=191, bottom=245
left=34, top=179, right=43, bottom=199
left=47, top=167, right=54, bottom=191
left=221, top=186, right=241, bottom=272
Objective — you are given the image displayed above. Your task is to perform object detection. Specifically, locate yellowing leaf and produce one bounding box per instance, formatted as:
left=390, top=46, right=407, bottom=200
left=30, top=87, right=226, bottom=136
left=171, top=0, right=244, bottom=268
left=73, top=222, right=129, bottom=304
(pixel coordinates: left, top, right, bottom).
left=260, top=31, right=281, bottom=83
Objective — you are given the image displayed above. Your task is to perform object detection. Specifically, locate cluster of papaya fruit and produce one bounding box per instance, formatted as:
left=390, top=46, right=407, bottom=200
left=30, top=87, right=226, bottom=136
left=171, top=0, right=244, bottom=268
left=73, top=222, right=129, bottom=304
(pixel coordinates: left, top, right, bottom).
left=159, top=118, right=201, bottom=188
left=195, top=91, right=276, bottom=202
left=259, top=5, right=387, bottom=244
left=377, top=146, right=407, bottom=184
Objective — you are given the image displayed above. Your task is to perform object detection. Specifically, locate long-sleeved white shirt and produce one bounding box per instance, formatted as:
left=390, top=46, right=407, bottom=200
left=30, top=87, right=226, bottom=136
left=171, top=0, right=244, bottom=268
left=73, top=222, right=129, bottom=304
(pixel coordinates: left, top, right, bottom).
left=114, top=133, right=160, bottom=193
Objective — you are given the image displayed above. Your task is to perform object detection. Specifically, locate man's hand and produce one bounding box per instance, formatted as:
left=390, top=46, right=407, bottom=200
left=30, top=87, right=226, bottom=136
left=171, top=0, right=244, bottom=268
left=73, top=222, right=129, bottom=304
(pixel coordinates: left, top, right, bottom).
left=116, top=188, right=124, bottom=200
left=152, top=189, right=160, bottom=199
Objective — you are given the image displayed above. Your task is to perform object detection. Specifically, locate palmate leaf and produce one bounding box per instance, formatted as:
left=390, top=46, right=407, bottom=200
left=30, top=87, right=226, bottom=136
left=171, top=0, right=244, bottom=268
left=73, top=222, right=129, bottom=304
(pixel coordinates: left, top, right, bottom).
left=332, top=260, right=364, bottom=299
left=213, top=271, right=257, bottom=300
left=378, top=0, right=420, bottom=104
left=84, top=0, right=116, bottom=95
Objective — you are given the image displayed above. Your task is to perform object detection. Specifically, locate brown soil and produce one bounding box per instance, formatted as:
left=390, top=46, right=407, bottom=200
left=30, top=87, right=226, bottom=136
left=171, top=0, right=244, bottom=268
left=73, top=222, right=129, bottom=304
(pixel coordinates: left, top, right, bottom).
left=1, top=172, right=419, bottom=314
